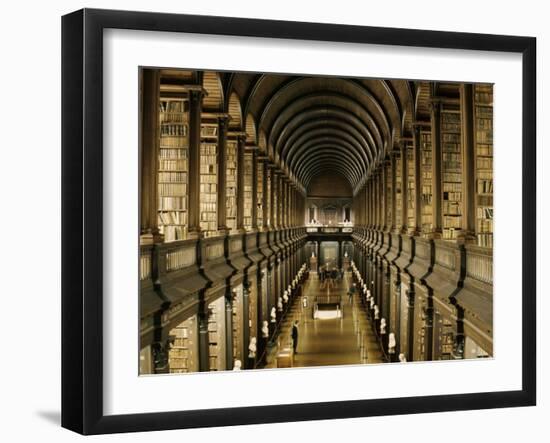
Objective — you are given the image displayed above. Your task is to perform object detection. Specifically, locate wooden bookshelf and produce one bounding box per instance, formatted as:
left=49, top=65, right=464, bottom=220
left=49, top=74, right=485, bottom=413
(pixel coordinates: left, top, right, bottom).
left=407, top=145, right=415, bottom=229
left=257, top=160, right=263, bottom=228
left=395, top=154, right=402, bottom=229
left=266, top=167, right=272, bottom=227
left=433, top=310, right=454, bottom=360
left=272, top=171, right=278, bottom=227
left=168, top=315, right=199, bottom=373
left=248, top=284, right=257, bottom=346
left=200, top=122, right=218, bottom=236
left=243, top=152, right=253, bottom=230
left=474, top=84, right=493, bottom=248
left=208, top=297, right=226, bottom=371
left=441, top=106, right=462, bottom=240
left=232, top=287, right=243, bottom=363
left=158, top=98, right=189, bottom=242
left=420, top=130, right=433, bottom=233
left=386, top=162, right=392, bottom=226
left=226, top=140, right=238, bottom=232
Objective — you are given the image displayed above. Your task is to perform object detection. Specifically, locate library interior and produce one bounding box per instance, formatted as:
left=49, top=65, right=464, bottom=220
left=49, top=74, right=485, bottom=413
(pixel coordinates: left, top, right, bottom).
left=139, top=69, right=493, bottom=374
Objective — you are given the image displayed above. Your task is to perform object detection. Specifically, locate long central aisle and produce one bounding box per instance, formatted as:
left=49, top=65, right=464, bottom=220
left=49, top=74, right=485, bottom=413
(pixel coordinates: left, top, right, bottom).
left=274, top=271, right=384, bottom=369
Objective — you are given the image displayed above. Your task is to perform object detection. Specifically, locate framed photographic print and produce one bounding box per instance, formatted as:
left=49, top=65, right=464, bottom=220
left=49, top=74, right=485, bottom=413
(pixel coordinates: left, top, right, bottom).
left=61, top=8, right=536, bottom=435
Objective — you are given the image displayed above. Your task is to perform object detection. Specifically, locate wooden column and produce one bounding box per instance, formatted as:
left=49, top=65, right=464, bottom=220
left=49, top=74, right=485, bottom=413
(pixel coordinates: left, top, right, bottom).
left=282, top=176, right=288, bottom=229
left=236, top=135, right=246, bottom=232
left=368, top=182, right=372, bottom=227
left=413, top=124, right=422, bottom=235
left=381, top=160, right=388, bottom=230
left=366, top=182, right=370, bottom=228
left=262, top=160, right=268, bottom=230
left=270, top=166, right=277, bottom=229
left=198, top=300, right=210, bottom=372
left=373, top=172, right=378, bottom=229
left=459, top=83, right=477, bottom=242
left=365, top=180, right=370, bottom=227
left=187, top=88, right=204, bottom=237
left=290, top=185, right=294, bottom=227
left=252, top=149, right=258, bottom=231
left=391, top=151, right=397, bottom=232
left=430, top=100, right=443, bottom=237
left=376, top=168, right=382, bottom=229
left=361, top=186, right=365, bottom=227
left=269, top=166, right=278, bottom=229
left=140, top=69, right=160, bottom=240
left=217, top=115, right=229, bottom=232
left=287, top=182, right=291, bottom=228
left=373, top=175, right=377, bottom=228
left=400, top=140, right=408, bottom=233
left=224, top=294, right=234, bottom=370
left=278, top=174, right=284, bottom=229
left=282, top=179, right=287, bottom=229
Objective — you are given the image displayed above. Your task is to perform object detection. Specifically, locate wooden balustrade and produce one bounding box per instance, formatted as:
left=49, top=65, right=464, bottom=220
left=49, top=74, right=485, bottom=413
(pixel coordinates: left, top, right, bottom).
left=466, top=246, right=493, bottom=285
left=435, top=243, right=457, bottom=270
left=139, top=245, right=153, bottom=280
left=162, top=240, right=196, bottom=272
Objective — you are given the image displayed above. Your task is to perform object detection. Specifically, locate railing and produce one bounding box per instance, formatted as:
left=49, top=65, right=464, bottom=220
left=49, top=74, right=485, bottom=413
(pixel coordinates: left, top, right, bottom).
left=139, top=245, right=153, bottom=280
left=165, top=241, right=196, bottom=272
left=139, top=228, right=306, bottom=280
left=305, top=226, right=355, bottom=234
left=435, top=244, right=456, bottom=270
left=315, top=295, right=342, bottom=304
left=415, top=239, right=429, bottom=260
left=229, top=237, right=242, bottom=254
left=466, top=247, right=493, bottom=285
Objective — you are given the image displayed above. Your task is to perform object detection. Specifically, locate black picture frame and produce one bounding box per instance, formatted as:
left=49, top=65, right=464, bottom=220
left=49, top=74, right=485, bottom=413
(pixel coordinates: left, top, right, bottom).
left=61, top=8, right=536, bottom=435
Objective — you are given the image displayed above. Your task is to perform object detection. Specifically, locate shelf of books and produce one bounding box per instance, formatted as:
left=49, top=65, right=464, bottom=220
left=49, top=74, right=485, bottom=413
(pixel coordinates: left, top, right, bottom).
left=243, top=152, right=253, bottom=230
left=272, top=172, right=278, bottom=227
left=474, top=84, right=494, bottom=248
left=208, top=296, right=227, bottom=371
left=158, top=98, right=189, bottom=242
left=385, top=162, right=392, bottom=226
left=420, top=130, right=433, bottom=234
left=226, top=140, right=238, bottom=232
left=441, top=106, right=462, bottom=240
left=433, top=309, right=454, bottom=360
left=168, top=315, right=199, bottom=373
left=200, top=122, right=218, bottom=236
left=407, top=145, right=415, bottom=230
left=266, top=167, right=272, bottom=228
left=248, top=281, right=257, bottom=346
left=257, top=160, right=264, bottom=228
left=232, top=286, right=244, bottom=363
left=395, top=154, right=402, bottom=229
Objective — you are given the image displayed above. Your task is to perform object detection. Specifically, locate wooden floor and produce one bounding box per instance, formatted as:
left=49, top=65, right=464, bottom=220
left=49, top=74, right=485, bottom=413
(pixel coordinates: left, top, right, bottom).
left=267, top=271, right=384, bottom=369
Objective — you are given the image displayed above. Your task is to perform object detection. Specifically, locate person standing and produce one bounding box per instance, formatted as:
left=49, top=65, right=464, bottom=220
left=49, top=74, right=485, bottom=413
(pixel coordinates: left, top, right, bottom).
left=291, top=320, right=299, bottom=354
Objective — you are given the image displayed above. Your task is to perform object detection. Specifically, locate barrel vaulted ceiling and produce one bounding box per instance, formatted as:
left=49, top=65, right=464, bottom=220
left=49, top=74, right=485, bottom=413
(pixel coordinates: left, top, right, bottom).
left=198, top=71, right=417, bottom=195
